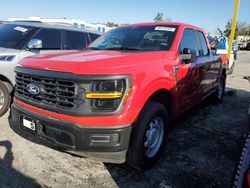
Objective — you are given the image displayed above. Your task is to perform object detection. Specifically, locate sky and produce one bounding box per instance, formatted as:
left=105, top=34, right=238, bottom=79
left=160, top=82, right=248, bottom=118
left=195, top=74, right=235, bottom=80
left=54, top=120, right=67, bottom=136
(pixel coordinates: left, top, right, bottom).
left=0, top=0, right=249, bottom=33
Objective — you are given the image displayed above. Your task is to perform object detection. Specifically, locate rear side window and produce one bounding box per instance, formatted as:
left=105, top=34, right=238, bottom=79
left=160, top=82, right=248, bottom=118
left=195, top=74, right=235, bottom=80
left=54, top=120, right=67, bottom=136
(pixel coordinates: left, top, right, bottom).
left=65, top=31, right=87, bottom=50
left=196, top=31, right=209, bottom=56
left=179, top=29, right=199, bottom=56
left=32, top=29, right=61, bottom=49
left=88, top=33, right=100, bottom=42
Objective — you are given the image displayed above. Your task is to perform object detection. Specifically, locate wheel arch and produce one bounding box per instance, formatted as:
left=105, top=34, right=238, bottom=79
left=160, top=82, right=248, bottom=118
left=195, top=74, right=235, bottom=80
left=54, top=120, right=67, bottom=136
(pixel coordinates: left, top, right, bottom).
left=0, top=74, right=13, bottom=92
left=148, top=89, right=173, bottom=117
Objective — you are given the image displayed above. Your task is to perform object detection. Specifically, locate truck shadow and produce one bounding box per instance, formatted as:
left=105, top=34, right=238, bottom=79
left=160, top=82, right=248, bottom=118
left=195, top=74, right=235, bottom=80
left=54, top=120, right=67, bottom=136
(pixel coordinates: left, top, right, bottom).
left=105, top=87, right=250, bottom=188
left=0, top=140, right=42, bottom=187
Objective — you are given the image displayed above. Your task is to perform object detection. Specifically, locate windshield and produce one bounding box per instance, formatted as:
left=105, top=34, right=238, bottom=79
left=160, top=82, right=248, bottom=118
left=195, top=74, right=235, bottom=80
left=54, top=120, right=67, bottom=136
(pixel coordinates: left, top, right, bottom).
left=88, top=25, right=178, bottom=51
left=0, top=24, right=33, bottom=49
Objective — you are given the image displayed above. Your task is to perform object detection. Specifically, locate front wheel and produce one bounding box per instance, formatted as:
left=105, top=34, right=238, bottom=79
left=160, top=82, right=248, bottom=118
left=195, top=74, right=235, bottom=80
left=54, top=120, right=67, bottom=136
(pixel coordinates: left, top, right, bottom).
left=0, top=81, right=11, bottom=117
left=126, top=101, right=169, bottom=170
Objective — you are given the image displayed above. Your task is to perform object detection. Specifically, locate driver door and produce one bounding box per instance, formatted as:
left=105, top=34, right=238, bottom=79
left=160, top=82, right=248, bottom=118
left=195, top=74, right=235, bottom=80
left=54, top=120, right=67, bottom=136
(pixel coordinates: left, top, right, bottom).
left=176, top=28, right=205, bottom=113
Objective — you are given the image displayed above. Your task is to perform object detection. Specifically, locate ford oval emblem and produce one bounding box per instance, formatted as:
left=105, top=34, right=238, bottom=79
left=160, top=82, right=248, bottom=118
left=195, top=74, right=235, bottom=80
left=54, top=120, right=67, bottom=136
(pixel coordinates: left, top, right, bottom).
left=26, top=84, right=40, bottom=95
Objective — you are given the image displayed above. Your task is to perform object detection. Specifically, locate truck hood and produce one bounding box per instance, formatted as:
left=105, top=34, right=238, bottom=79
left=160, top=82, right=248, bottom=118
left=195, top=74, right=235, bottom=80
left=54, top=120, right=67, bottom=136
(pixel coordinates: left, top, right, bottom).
left=19, top=50, right=177, bottom=75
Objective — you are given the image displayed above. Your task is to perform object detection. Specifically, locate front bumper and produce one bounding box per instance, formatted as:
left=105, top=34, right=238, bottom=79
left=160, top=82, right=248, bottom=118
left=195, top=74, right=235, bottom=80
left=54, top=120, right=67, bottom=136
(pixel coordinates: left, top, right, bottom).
left=11, top=103, right=132, bottom=163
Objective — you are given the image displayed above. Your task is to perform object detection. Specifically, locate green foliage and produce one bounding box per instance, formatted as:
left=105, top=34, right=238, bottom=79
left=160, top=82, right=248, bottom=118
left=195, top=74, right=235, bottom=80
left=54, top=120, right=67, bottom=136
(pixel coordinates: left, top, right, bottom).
left=154, top=12, right=164, bottom=22
left=224, top=20, right=250, bottom=39
left=106, top=22, right=119, bottom=28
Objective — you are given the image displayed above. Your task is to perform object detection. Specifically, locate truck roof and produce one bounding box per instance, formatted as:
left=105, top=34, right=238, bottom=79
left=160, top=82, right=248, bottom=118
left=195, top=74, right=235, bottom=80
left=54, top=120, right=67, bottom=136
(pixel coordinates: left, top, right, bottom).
left=121, top=22, right=204, bottom=31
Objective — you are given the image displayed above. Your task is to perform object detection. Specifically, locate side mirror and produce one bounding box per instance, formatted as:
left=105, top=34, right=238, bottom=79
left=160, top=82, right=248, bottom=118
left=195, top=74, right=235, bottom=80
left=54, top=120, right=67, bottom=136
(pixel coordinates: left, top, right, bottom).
left=180, top=48, right=192, bottom=63
left=27, top=39, right=42, bottom=50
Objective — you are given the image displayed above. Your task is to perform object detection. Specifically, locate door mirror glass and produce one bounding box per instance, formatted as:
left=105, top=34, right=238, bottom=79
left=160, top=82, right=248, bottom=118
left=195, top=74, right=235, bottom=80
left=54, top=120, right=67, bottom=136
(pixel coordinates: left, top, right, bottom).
left=27, top=39, right=43, bottom=49
left=183, top=48, right=191, bottom=54
left=178, top=29, right=199, bottom=63
left=180, top=48, right=192, bottom=62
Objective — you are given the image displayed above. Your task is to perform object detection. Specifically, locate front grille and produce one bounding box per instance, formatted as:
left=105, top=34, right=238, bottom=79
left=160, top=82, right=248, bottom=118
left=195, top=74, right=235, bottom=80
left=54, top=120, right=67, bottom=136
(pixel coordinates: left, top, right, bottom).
left=15, top=72, right=76, bottom=109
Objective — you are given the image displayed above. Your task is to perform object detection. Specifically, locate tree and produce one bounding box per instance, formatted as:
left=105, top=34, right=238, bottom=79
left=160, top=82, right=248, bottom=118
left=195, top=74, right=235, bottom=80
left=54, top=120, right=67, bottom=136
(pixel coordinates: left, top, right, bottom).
left=154, top=12, right=164, bottom=22
left=238, top=22, right=249, bottom=35
left=106, top=22, right=119, bottom=28
left=224, top=20, right=236, bottom=38
left=224, top=20, right=250, bottom=39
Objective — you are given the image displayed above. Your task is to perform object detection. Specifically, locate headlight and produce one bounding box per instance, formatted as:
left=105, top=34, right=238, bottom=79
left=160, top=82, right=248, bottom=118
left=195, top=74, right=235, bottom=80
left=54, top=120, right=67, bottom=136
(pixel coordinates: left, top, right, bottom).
left=85, top=78, right=132, bottom=112
left=0, top=55, right=15, bottom=62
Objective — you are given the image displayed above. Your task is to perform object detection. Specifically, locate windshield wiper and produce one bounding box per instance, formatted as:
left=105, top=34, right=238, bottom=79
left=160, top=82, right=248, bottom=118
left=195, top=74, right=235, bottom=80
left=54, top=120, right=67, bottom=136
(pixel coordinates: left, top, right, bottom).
left=106, top=47, right=141, bottom=51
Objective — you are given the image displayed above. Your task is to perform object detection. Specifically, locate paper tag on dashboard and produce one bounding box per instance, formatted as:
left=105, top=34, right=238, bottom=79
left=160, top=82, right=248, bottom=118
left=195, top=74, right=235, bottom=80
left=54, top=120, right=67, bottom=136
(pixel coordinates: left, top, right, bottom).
left=14, top=26, right=29, bottom=33
left=155, top=26, right=176, bottom=32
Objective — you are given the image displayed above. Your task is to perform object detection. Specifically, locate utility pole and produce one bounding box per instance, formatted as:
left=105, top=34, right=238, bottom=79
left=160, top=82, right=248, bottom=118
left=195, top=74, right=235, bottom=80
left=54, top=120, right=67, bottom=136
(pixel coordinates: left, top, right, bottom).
left=227, top=0, right=240, bottom=59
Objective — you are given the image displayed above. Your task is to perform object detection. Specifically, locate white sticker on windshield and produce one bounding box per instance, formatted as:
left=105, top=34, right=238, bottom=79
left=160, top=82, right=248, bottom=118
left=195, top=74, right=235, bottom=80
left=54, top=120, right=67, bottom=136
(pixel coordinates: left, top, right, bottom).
left=155, top=26, right=176, bottom=32
left=14, top=26, right=29, bottom=33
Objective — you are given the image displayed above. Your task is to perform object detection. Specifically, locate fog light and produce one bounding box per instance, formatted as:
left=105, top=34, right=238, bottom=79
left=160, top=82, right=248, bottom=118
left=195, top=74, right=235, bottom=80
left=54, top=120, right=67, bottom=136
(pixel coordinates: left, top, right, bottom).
left=90, top=133, right=120, bottom=145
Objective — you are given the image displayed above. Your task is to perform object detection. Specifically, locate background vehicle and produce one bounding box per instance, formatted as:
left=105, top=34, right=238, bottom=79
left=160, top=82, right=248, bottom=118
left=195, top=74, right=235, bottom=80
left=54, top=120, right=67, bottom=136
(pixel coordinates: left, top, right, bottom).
left=238, top=41, right=248, bottom=50
left=11, top=22, right=227, bottom=170
left=207, top=30, right=235, bottom=74
left=247, top=42, right=250, bottom=50
left=0, top=22, right=101, bottom=117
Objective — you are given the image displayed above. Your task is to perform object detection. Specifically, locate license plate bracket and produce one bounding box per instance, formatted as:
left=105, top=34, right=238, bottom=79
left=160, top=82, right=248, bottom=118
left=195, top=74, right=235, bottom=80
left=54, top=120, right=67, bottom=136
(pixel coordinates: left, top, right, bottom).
left=21, top=116, right=37, bottom=134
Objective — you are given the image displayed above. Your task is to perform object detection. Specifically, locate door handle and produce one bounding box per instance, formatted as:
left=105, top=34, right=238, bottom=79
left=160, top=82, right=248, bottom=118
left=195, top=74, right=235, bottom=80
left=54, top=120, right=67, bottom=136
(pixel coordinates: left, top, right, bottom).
left=173, top=65, right=179, bottom=81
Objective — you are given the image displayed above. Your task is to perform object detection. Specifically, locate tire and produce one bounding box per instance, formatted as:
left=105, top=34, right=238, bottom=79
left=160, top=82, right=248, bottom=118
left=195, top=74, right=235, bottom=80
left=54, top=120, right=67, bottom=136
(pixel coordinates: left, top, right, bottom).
left=127, top=101, right=169, bottom=170
left=0, top=81, right=11, bottom=117
left=211, top=73, right=226, bottom=103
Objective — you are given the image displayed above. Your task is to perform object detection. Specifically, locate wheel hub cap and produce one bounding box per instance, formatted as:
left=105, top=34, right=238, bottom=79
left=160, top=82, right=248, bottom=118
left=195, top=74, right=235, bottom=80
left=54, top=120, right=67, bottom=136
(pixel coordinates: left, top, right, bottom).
left=144, top=117, right=164, bottom=158
left=0, top=88, right=4, bottom=109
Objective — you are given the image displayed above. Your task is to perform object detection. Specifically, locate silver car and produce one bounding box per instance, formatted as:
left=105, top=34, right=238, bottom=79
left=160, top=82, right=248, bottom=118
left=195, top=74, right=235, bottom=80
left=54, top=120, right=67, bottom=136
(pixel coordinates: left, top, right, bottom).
left=0, top=22, right=101, bottom=117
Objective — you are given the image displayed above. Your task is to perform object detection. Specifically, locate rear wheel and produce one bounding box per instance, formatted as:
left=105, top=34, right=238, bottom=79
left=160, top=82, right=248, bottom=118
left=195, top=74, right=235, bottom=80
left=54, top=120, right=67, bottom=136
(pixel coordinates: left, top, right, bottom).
left=127, top=101, right=169, bottom=170
left=0, top=81, right=11, bottom=117
left=211, top=73, right=226, bottom=103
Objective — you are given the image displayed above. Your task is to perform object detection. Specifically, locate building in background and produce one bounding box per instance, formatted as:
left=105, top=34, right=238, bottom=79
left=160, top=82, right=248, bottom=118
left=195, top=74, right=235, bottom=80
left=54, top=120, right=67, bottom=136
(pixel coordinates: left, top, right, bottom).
left=8, top=17, right=113, bottom=33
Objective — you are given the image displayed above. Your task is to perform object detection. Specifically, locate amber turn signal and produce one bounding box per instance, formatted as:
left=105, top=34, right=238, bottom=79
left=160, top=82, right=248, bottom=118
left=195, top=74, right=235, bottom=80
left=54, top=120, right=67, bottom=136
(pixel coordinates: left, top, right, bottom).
left=85, top=92, right=123, bottom=99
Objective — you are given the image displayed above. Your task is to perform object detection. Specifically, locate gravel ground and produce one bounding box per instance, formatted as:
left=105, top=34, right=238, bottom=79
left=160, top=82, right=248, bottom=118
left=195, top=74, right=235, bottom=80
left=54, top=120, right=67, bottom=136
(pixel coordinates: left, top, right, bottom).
left=0, top=51, right=250, bottom=188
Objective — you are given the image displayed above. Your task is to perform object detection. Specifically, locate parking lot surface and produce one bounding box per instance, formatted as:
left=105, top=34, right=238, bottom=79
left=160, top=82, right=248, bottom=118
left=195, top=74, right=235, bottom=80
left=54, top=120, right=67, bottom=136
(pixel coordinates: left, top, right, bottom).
left=0, top=51, right=250, bottom=188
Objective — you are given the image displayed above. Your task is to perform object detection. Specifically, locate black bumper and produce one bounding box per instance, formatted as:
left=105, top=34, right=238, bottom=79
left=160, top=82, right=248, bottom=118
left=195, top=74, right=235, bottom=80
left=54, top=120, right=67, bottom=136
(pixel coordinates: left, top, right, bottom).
left=10, top=103, right=132, bottom=163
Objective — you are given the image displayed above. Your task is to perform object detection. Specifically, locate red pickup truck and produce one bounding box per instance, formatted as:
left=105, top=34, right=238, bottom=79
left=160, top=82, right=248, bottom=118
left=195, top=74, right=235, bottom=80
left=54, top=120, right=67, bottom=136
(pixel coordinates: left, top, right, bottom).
left=11, top=22, right=228, bottom=170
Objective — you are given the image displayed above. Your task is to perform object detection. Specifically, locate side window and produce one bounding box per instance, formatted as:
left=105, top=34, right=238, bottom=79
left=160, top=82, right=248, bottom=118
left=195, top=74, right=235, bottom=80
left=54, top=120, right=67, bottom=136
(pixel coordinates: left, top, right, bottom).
left=179, top=29, right=199, bottom=56
left=32, top=29, right=61, bottom=49
left=197, top=31, right=209, bottom=56
left=65, top=31, right=87, bottom=50
left=88, top=33, right=100, bottom=42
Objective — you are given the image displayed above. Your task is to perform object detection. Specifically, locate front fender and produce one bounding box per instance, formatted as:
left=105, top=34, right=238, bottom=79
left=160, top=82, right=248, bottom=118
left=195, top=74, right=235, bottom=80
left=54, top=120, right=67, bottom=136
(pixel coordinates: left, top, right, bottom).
left=124, top=76, right=176, bottom=122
